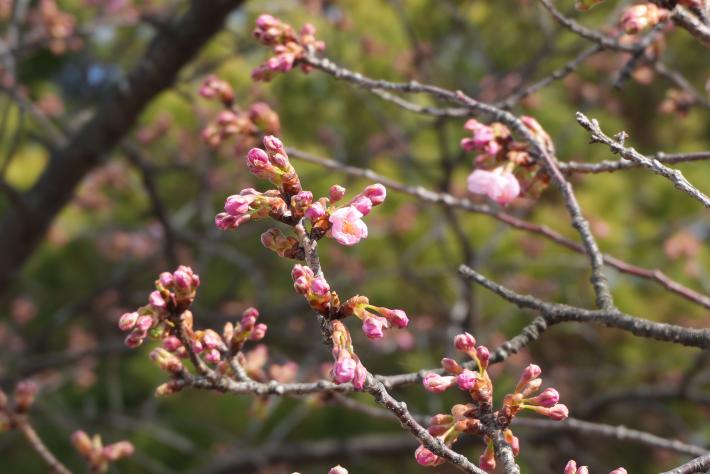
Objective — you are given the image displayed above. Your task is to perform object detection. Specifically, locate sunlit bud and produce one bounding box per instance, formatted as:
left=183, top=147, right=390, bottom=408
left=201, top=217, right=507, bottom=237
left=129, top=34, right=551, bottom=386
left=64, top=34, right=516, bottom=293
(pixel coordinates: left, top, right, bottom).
left=548, top=403, right=569, bottom=420
left=332, top=352, right=356, bottom=383
left=246, top=147, right=271, bottom=172
left=430, top=414, right=454, bottom=426
left=454, top=332, right=476, bottom=352
left=102, top=441, right=135, bottom=461
left=564, top=460, right=578, bottom=474
left=159, top=272, right=174, bottom=288
left=526, top=387, right=559, bottom=407
left=311, top=276, right=330, bottom=297
left=521, top=378, right=543, bottom=397
left=149, top=291, right=167, bottom=310
left=305, top=202, right=326, bottom=220
left=205, top=349, right=221, bottom=363
left=415, top=445, right=444, bottom=467
left=516, top=364, right=542, bottom=393
left=291, top=191, right=313, bottom=213
left=577, top=468, right=590, bottom=474
left=225, top=194, right=254, bottom=217
left=329, top=185, right=346, bottom=202
left=263, top=135, right=284, bottom=154
left=215, top=212, right=238, bottom=230
left=71, top=431, right=94, bottom=458
left=363, top=183, right=386, bottom=205
left=328, top=466, right=348, bottom=474
left=456, top=370, right=478, bottom=391
left=362, top=315, right=387, bottom=339
left=422, top=373, right=455, bottom=393
left=476, top=346, right=490, bottom=370
left=118, top=311, right=139, bottom=331
left=202, top=330, right=223, bottom=349
left=379, top=307, right=409, bottom=328
left=350, top=195, right=372, bottom=216
left=250, top=323, right=268, bottom=341
left=441, top=357, right=463, bottom=375
left=125, top=329, right=146, bottom=348
left=173, top=269, right=191, bottom=290
left=14, top=380, right=39, bottom=413
left=135, top=315, right=153, bottom=332
left=291, top=264, right=314, bottom=280
left=294, top=276, right=310, bottom=294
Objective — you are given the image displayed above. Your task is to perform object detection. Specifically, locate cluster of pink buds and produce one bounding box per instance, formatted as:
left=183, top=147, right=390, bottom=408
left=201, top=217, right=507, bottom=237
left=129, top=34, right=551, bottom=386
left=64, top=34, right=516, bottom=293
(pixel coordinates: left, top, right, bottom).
left=340, top=295, right=409, bottom=340
left=417, top=333, right=567, bottom=472
left=564, top=460, right=627, bottom=474
left=118, top=265, right=200, bottom=348
left=330, top=320, right=367, bottom=390
left=461, top=117, right=552, bottom=205
left=215, top=188, right=288, bottom=231
left=199, top=75, right=234, bottom=107
left=292, top=264, right=332, bottom=314
left=251, top=14, right=325, bottom=81
left=72, top=430, right=135, bottom=473
left=619, top=3, right=669, bottom=34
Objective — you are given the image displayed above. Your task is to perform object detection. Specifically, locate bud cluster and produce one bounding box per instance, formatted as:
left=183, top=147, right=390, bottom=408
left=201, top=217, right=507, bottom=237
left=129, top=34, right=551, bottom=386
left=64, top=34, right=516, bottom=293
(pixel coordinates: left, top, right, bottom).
left=461, top=116, right=552, bottom=205
left=118, top=265, right=201, bottom=348
left=251, top=14, right=326, bottom=81
left=619, top=3, right=669, bottom=34
left=330, top=321, right=367, bottom=390
left=0, top=380, right=39, bottom=432
left=417, top=333, right=568, bottom=472
left=72, top=430, right=135, bottom=474
left=341, top=295, right=409, bottom=340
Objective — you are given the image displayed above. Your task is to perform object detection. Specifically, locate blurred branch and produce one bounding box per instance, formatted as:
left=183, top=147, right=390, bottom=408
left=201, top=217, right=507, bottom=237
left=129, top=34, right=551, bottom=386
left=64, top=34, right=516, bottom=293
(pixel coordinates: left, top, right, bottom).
left=0, top=0, right=247, bottom=293
left=661, top=453, right=710, bottom=474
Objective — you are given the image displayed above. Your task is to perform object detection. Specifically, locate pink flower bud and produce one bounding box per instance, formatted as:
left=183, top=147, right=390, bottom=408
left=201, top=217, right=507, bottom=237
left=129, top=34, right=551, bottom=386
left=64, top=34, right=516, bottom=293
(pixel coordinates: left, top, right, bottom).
left=467, top=167, right=520, bottom=206
left=422, top=373, right=455, bottom=393
left=609, top=469, right=627, bottom=474
left=241, top=314, right=257, bottom=330
left=456, top=370, right=478, bottom=390
left=527, top=387, right=559, bottom=407
left=363, top=183, right=386, bottom=205
left=350, top=195, right=373, bottom=216
left=215, top=212, right=237, bottom=230
left=577, top=468, right=590, bottom=474
left=329, top=184, right=346, bottom=202
left=454, top=332, right=476, bottom=352
left=242, top=307, right=259, bottom=322
left=305, top=202, right=326, bottom=220
left=159, top=272, right=173, bottom=288
left=564, top=460, right=578, bottom=474
left=162, top=336, right=182, bottom=352
left=125, top=329, right=146, bottom=348
left=310, top=276, right=330, bottom=297
left=255, top=14, right=277, bottom=29
left=250, top=323, right=267, bottom=341
left=246, top=147, right=270, bottom=171
left=173, top=269, right=191, bottom=289
left=333, top=352, right=356, bottom=384
left=415, top=445, right=444, bottom=467
left=150, top=348, right=184, bottom=373
left=516, top=364, right=542, bottom=393
left=328, top=466, right=348, bottom=474
left=149, top=291, right=167, bottom=309
left=224, top=194, right=253, bottom=217
left=293, top=276, right=310, bottom=294
left=362, top=315, right=387, bottom=339
left=353, top=358, right=367, bottom=390
left=203, top=330, right=222, bottom=349
left=118, top=311, right=138, bottom=331
left=476, top=345, right=490, bottom=370
left=441, top=357, right=463, bottom=375
left=135, top=315, right=153, bottom=332
left=263, top=135, right=284, bottom=154
left=548, top=403, right=569, bottom=420
left=205, top=348, right=221, bottom=363
left=380, top=308, right=409, bottom=328
left=504, top=430, right=520, bottom=456
left=14, top=380, right=38, bottom=412
left=291, top=264, right=314, bottom=280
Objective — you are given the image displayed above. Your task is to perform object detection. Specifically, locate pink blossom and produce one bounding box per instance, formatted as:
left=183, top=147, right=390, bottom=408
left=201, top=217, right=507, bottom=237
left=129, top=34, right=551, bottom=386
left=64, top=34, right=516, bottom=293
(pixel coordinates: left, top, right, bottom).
left=422, top=373, right=455, bottom=393
left=333, top=352, right=356, bottom=383
left=527, top=387, right=559, bottom=407
left=353, top=358, right=367, bottom=390
left=305, top=202, right=326, bottom=220
left=310, top=276, right=330, bottom=297
left=467, top=166, right=520, bottom=205
left=329, top=206, right=368, bottom=246
left=456, top=369, right=478, bottom=390
left=350, top=195, right=373, bottom=215
left=363, top=183, right=386, bottom=205
left=564, top=460, right=578, bottom=474
left=516, top=364, right=542, bottom=392
left=149, top=291, right=167, bottom=309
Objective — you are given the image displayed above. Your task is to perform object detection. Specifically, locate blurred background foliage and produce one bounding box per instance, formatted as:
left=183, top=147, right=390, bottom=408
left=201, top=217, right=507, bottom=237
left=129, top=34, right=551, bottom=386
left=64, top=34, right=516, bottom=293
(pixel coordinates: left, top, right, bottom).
left=0, top=0, right=709, bottom=472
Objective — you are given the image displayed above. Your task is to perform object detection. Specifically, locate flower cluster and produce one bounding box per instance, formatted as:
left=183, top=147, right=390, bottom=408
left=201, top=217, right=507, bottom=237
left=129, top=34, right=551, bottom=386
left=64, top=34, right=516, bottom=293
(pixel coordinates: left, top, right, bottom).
left=417, top=332, right=568, bottom=472
left=460, top=117, right=552, bottom=205
left=564, top=460, right=627, bottom=474
left=619, top=3, right=669, bottom=34
left=251, top=14, right=325, bottom=81
left=330, top=320, right=367, bottom=390
left=216, top=135, right=386, bottom=250
left=72, top=431, right=135, bottom=474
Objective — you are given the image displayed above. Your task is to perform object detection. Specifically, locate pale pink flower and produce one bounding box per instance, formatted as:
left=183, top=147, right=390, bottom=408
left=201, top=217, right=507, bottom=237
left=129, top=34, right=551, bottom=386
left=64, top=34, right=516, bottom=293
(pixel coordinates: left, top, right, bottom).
left=467, top=166, right=520, bottom=205
left=329, top=206, right=368, bottom=246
